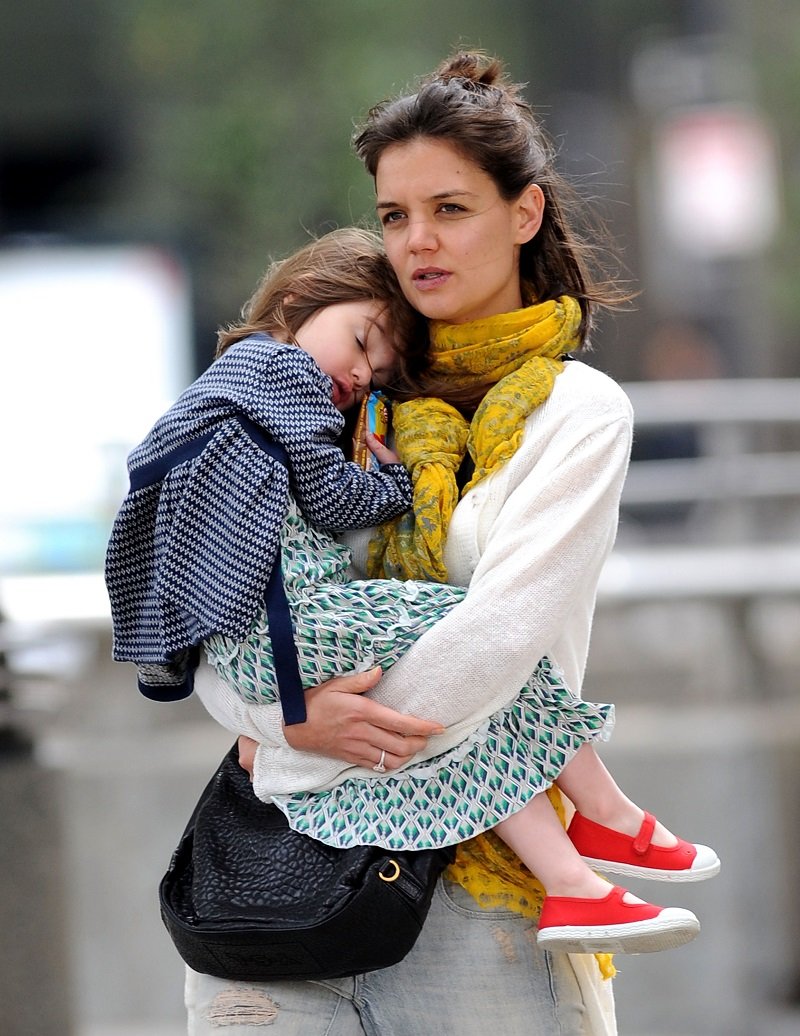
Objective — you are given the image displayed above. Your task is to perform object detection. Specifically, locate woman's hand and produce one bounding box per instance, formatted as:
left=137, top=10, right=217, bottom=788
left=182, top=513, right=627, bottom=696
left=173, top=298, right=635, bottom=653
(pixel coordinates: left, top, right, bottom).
left=237, top=667, right=444, bottom=778
left=238, top=734, right=258, bottom=778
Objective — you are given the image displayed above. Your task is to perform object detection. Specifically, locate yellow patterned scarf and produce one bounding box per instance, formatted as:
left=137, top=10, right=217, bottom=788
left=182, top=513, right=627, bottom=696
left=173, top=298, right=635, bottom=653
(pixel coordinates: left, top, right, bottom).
left=369, top=295, right=615, bottom=980
left=367, top=296, right=579, bottom=583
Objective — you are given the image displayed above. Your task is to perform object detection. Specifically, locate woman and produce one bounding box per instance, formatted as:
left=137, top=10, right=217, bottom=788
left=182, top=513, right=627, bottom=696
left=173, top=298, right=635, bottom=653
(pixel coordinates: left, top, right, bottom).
left=188, top=51, right=647, bottom=1034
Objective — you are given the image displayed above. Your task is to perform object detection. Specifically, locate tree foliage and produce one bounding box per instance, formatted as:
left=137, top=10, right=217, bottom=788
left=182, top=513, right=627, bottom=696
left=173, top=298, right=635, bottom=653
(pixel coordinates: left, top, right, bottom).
left=100, top=0, right=539, bottom=358
left=2, top=0, right=798, bottom=372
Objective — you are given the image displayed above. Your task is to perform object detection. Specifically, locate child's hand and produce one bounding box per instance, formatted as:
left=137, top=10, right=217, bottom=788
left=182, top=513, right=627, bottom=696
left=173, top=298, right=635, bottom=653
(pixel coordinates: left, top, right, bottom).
left=366, top=430, right=401, bottom=467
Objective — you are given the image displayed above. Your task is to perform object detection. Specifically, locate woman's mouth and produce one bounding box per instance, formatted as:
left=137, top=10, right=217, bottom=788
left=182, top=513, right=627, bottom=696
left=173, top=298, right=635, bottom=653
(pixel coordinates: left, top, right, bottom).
left=412, top=267, right=450, bottom=290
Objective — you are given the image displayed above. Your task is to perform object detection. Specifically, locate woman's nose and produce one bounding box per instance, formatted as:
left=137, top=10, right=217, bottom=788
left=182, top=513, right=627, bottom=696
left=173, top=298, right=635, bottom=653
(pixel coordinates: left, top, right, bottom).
left=406, top=216, right=437, bottom=253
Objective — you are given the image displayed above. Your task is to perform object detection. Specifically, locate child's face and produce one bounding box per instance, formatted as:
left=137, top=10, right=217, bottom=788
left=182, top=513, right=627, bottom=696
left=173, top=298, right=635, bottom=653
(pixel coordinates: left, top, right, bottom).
left=293, top=300, right=399, bottom=411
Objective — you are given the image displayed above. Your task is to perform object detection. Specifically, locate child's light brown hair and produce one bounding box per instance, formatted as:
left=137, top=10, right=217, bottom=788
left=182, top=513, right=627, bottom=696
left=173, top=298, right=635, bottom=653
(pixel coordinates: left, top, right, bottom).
left=216, top=227, right=428, bottom=390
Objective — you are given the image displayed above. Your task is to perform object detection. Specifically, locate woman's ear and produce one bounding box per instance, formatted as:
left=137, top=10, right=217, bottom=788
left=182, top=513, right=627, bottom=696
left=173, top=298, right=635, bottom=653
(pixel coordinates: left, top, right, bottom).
left=514, top=183, right=545, bottom=245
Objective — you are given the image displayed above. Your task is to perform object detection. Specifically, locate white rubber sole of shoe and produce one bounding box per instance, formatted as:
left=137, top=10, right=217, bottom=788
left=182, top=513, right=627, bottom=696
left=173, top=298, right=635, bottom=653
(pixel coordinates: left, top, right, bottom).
left=579, top=846, right=721, bottom=883
left=536, top=908, right=701, bottom=955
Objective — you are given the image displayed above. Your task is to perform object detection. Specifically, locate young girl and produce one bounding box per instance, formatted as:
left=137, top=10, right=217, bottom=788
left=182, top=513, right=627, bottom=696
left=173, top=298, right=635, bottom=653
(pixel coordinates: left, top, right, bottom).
left=105, top=228, right=419, bottom=701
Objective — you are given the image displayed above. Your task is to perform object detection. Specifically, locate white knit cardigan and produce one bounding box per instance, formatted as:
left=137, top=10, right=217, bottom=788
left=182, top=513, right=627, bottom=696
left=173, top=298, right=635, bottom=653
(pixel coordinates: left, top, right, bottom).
left=198, top=360, right=632, bottom=790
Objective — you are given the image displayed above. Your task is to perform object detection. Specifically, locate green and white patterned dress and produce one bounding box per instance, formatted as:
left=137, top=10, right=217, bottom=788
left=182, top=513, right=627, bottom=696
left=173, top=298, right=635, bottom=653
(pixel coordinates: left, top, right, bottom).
left=205, top=498, right=614, bottom=851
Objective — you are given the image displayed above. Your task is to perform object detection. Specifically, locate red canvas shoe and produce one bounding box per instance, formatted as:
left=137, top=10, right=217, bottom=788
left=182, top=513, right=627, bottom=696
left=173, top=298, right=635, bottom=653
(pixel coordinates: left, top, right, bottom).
left=537, top=885, right=700, bottom=954
left=568, top=811, right=721, bottom=882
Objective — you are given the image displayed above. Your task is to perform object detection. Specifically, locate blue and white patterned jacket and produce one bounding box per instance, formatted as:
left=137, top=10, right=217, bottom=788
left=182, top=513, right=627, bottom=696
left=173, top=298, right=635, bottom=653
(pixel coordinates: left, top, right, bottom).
left=105, top=334, right=412, bottom=700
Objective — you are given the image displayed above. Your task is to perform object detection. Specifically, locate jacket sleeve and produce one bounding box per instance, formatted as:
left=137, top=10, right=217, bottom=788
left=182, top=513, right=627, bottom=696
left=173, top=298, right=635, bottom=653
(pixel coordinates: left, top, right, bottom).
left=157, top=422, right=289, bottom=643
left=245, top=346, right=412, bottom=530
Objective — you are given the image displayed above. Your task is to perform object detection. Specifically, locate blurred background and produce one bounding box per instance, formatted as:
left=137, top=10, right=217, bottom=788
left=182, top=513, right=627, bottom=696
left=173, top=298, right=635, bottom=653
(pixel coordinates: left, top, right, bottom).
left=1, top=1, right=799, bottom=1033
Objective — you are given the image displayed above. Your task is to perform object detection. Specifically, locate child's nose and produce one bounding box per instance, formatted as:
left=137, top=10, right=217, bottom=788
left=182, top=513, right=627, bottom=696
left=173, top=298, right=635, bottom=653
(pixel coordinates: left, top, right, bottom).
left=354, top=357, right=372, bottom=387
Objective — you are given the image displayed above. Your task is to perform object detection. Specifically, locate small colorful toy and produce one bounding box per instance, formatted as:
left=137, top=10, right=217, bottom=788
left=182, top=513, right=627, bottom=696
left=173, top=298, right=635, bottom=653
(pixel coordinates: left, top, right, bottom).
left=353, top=390, right=390, bottom=471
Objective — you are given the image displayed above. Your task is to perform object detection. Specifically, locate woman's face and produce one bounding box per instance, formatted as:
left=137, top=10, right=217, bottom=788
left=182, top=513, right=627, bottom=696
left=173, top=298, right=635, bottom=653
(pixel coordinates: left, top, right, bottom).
left=375, top=138, right=543, bottom=325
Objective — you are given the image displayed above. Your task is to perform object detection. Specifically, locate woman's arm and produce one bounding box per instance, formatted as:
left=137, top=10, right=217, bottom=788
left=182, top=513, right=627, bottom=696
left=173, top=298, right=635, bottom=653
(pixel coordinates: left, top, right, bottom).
left=196, top=666, right=442, bottom=772
left=364, top=409, right=633, bottom=726
left=241, top=381, right=632, bottom=796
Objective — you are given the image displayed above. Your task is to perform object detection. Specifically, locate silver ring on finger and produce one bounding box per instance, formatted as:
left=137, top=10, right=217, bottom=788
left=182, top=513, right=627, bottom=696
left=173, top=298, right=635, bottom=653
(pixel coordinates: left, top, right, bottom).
left=373, top=749, right=387, bottom=774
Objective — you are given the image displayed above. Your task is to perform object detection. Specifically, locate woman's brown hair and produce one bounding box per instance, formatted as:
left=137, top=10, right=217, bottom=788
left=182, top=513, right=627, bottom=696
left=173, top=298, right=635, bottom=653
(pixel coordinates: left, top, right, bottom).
left=353, top=51, right=630, bottom=360
left=215, top=227, right=428, bottom=389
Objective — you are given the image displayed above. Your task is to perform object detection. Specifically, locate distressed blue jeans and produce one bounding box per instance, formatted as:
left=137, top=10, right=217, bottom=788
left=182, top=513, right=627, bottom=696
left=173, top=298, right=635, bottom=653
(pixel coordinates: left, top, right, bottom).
left=185, top=878, right=614, bottom=1035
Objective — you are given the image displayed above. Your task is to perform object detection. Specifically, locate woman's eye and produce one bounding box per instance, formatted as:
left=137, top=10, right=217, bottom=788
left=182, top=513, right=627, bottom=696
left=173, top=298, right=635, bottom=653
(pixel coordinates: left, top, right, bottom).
left=381, top=210, right=405, bottom=226
left=439, top=203, right=466, bottom=215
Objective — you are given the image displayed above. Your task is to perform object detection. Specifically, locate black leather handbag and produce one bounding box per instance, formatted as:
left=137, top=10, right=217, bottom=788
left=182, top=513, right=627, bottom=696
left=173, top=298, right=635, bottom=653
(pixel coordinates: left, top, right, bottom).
left=159, top=743, right=454, bottom=981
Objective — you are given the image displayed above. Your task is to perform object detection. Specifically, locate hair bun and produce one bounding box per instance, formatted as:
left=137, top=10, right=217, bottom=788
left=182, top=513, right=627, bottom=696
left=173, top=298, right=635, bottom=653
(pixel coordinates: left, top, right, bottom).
left=432, top=51, right=516, bottom=96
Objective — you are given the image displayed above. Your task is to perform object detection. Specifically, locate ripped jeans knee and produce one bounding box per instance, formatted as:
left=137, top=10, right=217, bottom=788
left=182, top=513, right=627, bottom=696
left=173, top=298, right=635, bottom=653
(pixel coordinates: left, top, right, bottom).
left=185, top=968, right=362, bottom=1036
left=203, top=986, right=280, bottom=1027
left=185, top=971, right=282, bottom=1032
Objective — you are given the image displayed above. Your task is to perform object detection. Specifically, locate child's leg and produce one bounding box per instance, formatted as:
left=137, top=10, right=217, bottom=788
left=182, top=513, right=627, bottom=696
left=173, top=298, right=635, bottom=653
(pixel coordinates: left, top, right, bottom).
left=553, top=743, right=720, bottom=882
left=555, top=743, right=678, bottom=847
left=495, top=792, right=623, bottom=898
left=495, top=791, right=702, bottom=955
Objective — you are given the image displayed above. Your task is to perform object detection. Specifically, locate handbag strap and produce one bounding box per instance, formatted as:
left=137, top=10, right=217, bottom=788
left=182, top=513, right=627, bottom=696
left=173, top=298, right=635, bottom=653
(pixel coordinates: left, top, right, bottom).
left=233, top=419, right=306, bottom=727
left=262, top=526, right=306, bottom=726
